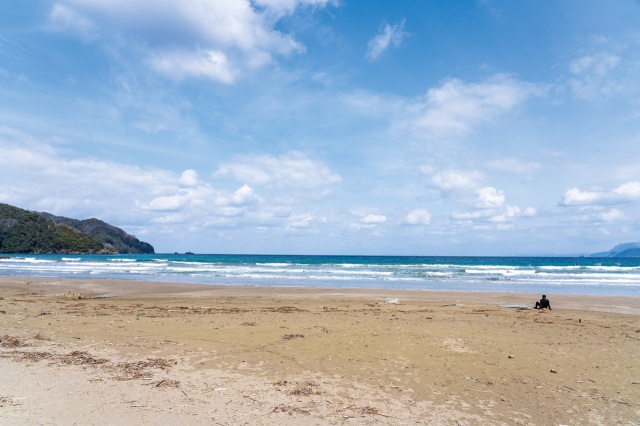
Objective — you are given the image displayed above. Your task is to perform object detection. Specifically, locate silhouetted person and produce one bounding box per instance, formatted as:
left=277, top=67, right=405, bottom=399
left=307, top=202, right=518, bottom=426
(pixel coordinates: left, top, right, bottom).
left=534, top=294, right=551, bottom=310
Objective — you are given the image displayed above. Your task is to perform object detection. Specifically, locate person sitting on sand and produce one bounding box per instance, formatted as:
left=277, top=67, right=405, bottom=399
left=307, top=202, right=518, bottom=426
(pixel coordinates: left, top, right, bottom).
left=534, top=295, right=551, bottom=310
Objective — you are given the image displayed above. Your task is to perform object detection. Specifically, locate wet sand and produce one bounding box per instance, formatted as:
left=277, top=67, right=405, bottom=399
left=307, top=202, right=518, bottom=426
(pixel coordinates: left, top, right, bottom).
left=1, top=276, right=639, bottom=425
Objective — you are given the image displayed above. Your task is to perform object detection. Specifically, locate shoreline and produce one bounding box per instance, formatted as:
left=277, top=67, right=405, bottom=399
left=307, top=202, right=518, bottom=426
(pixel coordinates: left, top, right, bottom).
left=2, top=276, right=639, bottom=424
left=2, top=276, right=639, bottom=315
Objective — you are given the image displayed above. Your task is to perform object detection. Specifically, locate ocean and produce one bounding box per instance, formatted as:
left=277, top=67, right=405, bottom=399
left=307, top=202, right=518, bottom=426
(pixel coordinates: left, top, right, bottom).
left=1, top=254, right=639, bottom=296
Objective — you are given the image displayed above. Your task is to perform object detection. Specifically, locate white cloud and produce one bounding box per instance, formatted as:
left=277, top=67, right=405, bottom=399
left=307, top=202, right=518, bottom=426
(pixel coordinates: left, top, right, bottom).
left=286, top=212, right=321, bottom=229
left=600, top=208, right=624, bottom=222
left=0, top=126, right=175, bottom=217
left=180, top=170, right=199, bottom=187
left=561, top=181, right=640, bottom=206
left=0, top=126, right=265, bottom=231
left=452, top=205, right=535, bottom=224
left=411, top=74, right=540, bottom=139
left=48, top=3, right=97, bottom=41
left=615, top=181, right=640, bottom=198
left=361, top=214, right=387, bottom=224
left=474, top=187, right=505, bottom=209
left=224, top=185, right=261, bottom=207
left=569, top=207, right=627, bottom=225
left=570, top=53, right=619, bottom=76
left=451, top=187, right=535, bottom=225
left=148, top=49, right=236, bottom=83
left=254, top=0, right=337, bottom=16
left=420, top=166, right=481, bottom=191
left=140, top=185, right=213, bottom=212
left=49, top=0, right=335, bottom=83
left=488, top=205, right=536, bottom=223
left=366, top=19, right=407, bottom=61
left=214, top=151, right=341, bottom=189
left=403, top=208, right=431, bottom=226
left=568, top=52, right=622, bottom=99
left=143, top=195, right=186, bottom=212
left=561, top=188, right=601, bottom=206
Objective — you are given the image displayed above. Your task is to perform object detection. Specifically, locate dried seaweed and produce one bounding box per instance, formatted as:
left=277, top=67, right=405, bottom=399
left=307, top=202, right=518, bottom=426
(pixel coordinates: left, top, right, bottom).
left=270, top=404, right=310, bottom=415
left=289, top=382, right=320, bottom=396
left=282, top=334, right=305, bottom=340
left=111, top=358, right=174, bottom=380
left=148, top=379, right=180, bottom=388
left=18, top=351, right=52, bottom=362
left=360, top=406, right=380, bottom=415
left=265, top=306, right=306, bottom=313
left=57, top=351, right=108, bottom=366
left=0, top=335, right=30, bottom=348
left=3, top=341, right=175, bottom=384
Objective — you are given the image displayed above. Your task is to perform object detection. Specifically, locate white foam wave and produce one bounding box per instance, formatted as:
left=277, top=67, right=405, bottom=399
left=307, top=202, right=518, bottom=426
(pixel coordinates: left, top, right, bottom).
left=1, top=255, right=638, bottom=296
left=7, top=257, right=56, bottom=264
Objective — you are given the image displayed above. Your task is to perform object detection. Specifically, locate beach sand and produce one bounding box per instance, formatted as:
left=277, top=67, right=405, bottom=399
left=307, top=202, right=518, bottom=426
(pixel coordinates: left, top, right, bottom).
left=1, top=276, right=639, bottom=425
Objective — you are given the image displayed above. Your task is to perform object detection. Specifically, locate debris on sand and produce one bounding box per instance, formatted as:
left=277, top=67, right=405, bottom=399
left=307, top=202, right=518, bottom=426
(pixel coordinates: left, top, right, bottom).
left=0, top=335, right=31, bottom=348
left=282, top=334, right=305, bottom=340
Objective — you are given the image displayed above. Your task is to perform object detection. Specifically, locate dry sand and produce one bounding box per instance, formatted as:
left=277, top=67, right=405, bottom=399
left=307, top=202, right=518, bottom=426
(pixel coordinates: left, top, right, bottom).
left=1, top=276, right=639, bottom=425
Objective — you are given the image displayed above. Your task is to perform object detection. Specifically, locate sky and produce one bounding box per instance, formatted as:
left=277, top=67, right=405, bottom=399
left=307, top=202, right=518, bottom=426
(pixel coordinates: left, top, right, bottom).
left=1, top=0, right=640, bottom=255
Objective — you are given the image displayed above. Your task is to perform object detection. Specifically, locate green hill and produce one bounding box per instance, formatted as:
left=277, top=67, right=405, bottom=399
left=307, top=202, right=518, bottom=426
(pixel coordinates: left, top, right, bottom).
left=0, top=203, right=154, bottom=254
left=39, top=213, right=154, bottom=254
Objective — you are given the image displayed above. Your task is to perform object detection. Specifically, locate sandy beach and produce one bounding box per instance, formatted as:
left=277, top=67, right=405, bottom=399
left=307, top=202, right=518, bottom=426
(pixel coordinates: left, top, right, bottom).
left=1, top=276, right=639, bottom=425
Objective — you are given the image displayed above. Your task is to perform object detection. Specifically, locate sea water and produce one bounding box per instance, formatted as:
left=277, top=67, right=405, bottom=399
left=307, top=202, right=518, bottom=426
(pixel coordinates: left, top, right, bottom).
left=0, top=254, right=639, bottom=296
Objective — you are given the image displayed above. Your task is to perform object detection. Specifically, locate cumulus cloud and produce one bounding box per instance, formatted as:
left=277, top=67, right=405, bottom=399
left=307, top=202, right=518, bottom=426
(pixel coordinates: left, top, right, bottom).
left=561, top=182, right=640, bottom=206
left=366, top=19, right=407, bottom=61
left=451, top=187, right=535, bottom=225
left=361, top=214, right=387, bottom=224
left=143, top=195, right=187, bottom=212
left=0, top=126, right=267, bottom=233
left=420, top=166, right=481, bottom=191
left=561, top=188, right=601, bottom=206
left=48, top=0, right=335, bottom=83
left=222, top=185, right=261, bottom=207
left=411, top=74, right=541, bottom=139
left=214, top=151, right=341, bottom=189
left=179, top=169, right=199, bottom=187
left=140, top=185, right=214, bottom=212
left=474, top=187, right=505, bottom=209
left=403, top=208, right=431, bottom=226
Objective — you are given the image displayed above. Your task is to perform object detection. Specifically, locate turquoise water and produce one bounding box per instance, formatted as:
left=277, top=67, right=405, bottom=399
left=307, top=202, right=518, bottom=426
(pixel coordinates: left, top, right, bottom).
left=1, top=254, right=639, bottom=296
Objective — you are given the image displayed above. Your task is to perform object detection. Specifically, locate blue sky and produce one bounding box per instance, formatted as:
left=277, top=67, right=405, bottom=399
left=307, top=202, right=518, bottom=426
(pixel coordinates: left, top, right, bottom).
left=1, top=0, right=639, bottom=255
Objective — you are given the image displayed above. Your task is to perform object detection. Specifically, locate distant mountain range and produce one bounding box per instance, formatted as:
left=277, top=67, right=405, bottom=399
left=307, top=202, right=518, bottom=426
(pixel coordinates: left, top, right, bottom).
left=589, top=242, right=640, bottom=258
left=0, top=203, right=154, bottom=254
